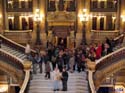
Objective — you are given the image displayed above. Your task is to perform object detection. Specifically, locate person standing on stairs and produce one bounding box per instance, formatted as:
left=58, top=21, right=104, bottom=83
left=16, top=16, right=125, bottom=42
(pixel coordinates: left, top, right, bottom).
left=45, top=61, right=51, bottom=79
left=25, top=42, right=31, bottom=59
left=34, top=53, right=41, bottom=74
left=52, top=67, right=62, bottom=91
left=61, top=66, right=68, bottom=91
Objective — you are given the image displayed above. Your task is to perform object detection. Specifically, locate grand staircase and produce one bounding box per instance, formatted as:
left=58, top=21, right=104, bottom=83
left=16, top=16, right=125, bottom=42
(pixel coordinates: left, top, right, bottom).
left=0, top=33, right=124, bottom=93
left=28, top=71, right=89, bottom=93
left=1, top=43, right=89, bottom=93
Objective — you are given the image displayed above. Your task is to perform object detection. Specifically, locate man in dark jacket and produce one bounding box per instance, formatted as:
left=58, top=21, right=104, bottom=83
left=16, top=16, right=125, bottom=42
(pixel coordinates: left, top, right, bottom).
left=61, top=66, right=68, bottom=91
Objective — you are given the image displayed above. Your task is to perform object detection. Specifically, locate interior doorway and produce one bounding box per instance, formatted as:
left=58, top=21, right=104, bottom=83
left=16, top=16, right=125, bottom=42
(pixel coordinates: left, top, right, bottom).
left=58, top=38, right=67, bottom=48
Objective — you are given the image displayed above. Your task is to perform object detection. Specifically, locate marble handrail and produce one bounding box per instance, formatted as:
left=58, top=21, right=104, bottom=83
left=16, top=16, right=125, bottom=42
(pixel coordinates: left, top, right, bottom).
left=0, top=34, right=36, bottom=55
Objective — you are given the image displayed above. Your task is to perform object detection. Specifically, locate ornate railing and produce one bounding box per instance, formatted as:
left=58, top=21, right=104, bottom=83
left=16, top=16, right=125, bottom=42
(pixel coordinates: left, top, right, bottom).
left=0, top=34, right=36, bottom=55
left=87, top=47, right=125, bottom=92
left=0, top=49, right=24, bottom=85
left=0, top=49, right=32, bottom=93
left=3, top=30, right=32, bottom=44
left=87, top=33, right=125, bottom=92
left=0, top=34, right=34, bottom=92
left=113, top=33, right=124, bottom=47
left=91, top=30, right=119, bottom=42
left=7, top=1, right=33, bottom=12
left=19, top=61, right=32, bottom=93
left=90, top=0, right=117, bottom=12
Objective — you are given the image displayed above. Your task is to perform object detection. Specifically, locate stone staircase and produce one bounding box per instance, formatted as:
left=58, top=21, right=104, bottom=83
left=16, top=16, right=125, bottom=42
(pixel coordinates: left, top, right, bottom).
left=1, top=44, right=27, bottom=60
left=28, top=71, right=89, bottom=93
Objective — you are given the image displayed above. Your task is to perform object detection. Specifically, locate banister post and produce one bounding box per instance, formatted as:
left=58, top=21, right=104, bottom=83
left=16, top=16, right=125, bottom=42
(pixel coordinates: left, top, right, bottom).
left=19, top=60, right=32, bottom=93
left=23, top=60, right=32, bottom=71
left=86, top=58, right=96, bottom=93
left=86, top=58, right=96, bottom=71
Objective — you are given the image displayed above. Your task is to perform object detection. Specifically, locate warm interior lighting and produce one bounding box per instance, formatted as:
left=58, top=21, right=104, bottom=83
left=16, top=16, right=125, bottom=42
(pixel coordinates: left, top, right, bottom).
left=115, top=85, right=125, bottom=93
left=8, top=0, right=13, bottom=4
left=79, top=9, right=89, bottom=22
left=34, top=9, right=43, bottom=22
left=0, top=14, right=2, bottom=18
left=121, top=15, right=125, bottom=22
left=112, top=16, right=116, bottom=20
left=98, top=0, right=107, bottom=1
left=8, top=16, right=14, bottom=19
left=0, top=85, right=8, bottom=92
left=36, top=9, right=40, bottom=12
left=83, top=9, right=87, bottom=12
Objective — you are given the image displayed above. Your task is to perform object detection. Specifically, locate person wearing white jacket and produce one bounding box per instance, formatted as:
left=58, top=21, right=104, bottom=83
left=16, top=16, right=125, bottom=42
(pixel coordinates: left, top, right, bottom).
left=25, top=42, right=31, bottom=58
left=52, top=67, right=62, bottom=91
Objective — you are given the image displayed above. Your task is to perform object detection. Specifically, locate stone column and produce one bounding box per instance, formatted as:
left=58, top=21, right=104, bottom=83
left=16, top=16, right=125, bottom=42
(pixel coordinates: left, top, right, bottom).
left=14, top=15, right=19, bottom=30
left=2, top=0, right=8, bottom=31
left=116, top=0, right=121, bottom=30
left=76, top=0, right=83, bottom=47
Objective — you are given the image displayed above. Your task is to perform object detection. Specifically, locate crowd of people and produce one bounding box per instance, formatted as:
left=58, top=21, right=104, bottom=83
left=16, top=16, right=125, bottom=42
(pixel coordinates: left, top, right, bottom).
left=25, top=37, right=117, bottom=91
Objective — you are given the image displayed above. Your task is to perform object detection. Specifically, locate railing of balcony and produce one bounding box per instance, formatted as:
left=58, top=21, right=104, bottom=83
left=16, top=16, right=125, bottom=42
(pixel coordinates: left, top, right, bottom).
left=90, top=0, right=117, bottom=12
left=91, top=30, right=119, bottom=42
left=4, top=30, right=32, bottom=44
left=6, top=0, right=33, bottom=12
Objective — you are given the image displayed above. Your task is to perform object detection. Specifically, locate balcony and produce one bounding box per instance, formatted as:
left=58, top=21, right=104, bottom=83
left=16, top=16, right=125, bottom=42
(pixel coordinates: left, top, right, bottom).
left=90, top=1, right=117, bottom=12
left=3, top=30, right=32, bottom=44
left=6, top=1, right=33, bottom=12
left=91, top=30, right=119, bottom=42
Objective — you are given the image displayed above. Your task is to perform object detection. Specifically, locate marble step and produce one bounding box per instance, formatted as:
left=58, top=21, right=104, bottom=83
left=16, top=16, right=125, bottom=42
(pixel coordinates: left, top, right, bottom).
left=32, top=76, right=87, bottom=80
left=28, top=90, right=89, bottom=93
left=29, top=85, right=88, bottom=90
left=29, top=84, right=88, bottom=89
left=33, top=73, right=87, bottom=78
left=32, top=78, right=87, bottom=83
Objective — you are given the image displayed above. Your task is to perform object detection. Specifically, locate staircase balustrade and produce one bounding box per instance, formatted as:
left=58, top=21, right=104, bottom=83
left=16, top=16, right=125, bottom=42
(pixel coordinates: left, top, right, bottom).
left=0, top=49, right=32, bottom=92
left=0, top=50, right=24, bottom=85
left=0, top=34, right=36, bottom=55
left=87, top=33, right=125, bottom=92
left=19, top=61, right=32, bottom=93
left=0, top=49, right=24, bottom=69
left=113, top=33, right=124, bottom=47
left=87, top=47, right=125, bottom=92
left=0, top=35, right=34, bottom=92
